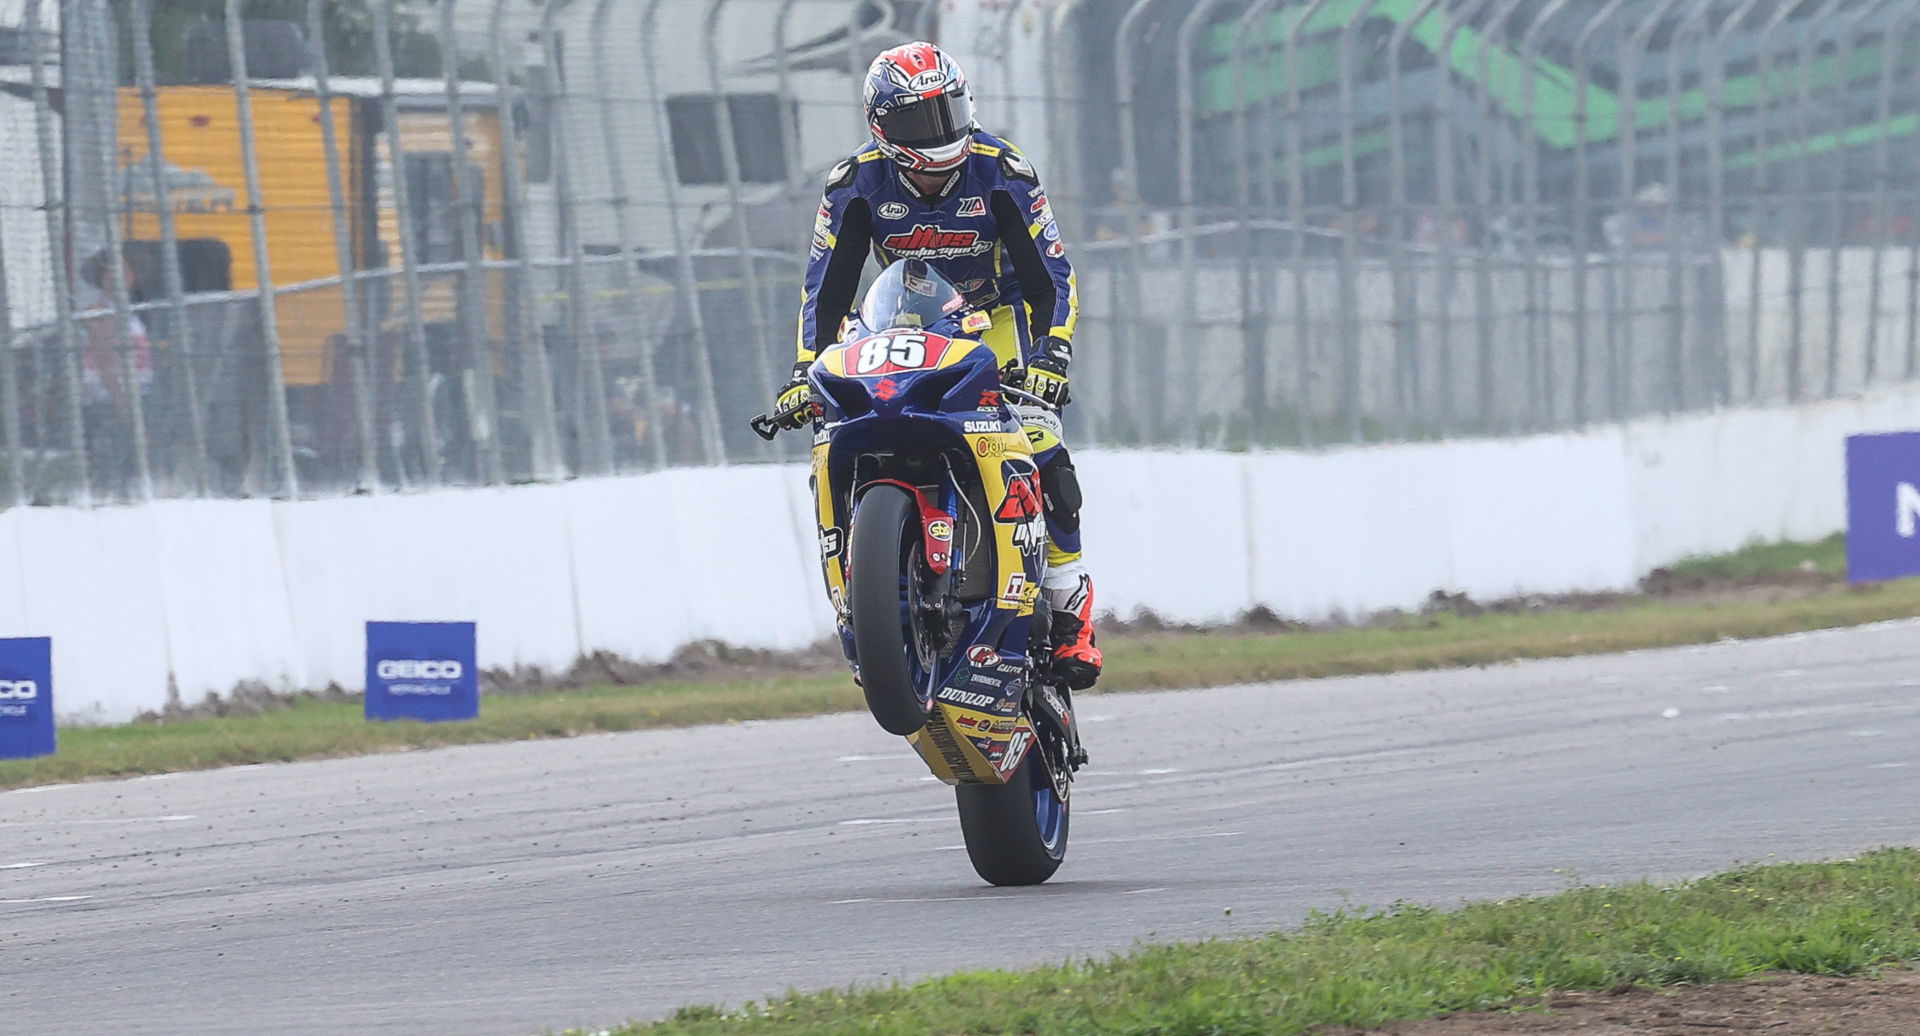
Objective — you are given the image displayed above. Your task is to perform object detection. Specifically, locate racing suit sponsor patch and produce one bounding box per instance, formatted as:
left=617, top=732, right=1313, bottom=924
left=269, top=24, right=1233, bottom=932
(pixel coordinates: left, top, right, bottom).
left=881, top=225, right=993, bottom=259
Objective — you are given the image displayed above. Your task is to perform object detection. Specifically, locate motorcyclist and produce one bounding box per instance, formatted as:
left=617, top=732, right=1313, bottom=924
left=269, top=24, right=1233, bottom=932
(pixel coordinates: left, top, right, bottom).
left=771, top=41, right=1100, bottom=690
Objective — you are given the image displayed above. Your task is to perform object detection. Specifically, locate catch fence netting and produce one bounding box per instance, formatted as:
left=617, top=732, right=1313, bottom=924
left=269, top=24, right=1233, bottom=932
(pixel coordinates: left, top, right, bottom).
left=4, top=0, right=1918, bottom=504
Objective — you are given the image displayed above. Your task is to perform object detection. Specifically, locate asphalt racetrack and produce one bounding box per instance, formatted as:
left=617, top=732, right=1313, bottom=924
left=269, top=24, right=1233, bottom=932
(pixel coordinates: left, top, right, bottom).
left=9, top=621, right=1920, bottom=1034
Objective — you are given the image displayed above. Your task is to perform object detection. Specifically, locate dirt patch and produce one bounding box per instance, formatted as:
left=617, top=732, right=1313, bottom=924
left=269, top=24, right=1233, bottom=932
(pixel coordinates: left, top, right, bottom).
left=136, top=640, right=849, bottom=724
left=1105, top=565, right=1850, bottom=635
left=1334, top=969, right=1920, bottom=1036
left=138, top=564, right=1856, bottom=724
left=139, top=678, right=358, bottom=723
left=479, top=640, right=847, bottom=695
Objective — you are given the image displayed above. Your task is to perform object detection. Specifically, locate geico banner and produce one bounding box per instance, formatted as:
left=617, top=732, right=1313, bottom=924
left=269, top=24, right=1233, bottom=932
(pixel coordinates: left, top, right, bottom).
left=0, top=637, right=54, bottom=759
left=1845, top=432, right=1920, bottom=583
left=365, top=621, right=478, bottom=722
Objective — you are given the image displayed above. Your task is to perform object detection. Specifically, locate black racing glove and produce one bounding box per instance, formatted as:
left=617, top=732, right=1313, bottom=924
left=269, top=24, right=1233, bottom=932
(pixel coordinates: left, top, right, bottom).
left=1020, top=335, right=1072, bottom=407
left=772, top=361, right=815, bottom=430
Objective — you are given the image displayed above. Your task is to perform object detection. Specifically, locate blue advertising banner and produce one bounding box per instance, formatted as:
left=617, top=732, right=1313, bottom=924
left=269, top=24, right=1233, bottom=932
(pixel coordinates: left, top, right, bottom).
left=0, top=637, right=54, bottom=759
left=1846, top=431, right=1920, bottom=583
left=365, top=621, right=478, bottom=722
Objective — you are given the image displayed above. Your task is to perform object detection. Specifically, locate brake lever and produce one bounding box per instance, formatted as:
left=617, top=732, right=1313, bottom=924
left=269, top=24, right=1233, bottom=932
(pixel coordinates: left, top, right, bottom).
left=996, top=385, right=1061, bottom=413
left=749, top=413, right=781, bottom=441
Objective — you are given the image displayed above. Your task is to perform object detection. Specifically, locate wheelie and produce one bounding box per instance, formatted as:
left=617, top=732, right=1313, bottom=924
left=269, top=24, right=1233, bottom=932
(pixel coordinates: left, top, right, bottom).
left=749, top=36, right=1101, bottom=888
left=752, top=260, right=1086, bottom=885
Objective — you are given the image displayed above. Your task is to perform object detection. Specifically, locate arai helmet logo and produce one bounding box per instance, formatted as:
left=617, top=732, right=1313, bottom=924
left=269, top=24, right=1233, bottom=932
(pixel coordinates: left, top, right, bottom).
left=907, top=69, right=948, bottom=92
left=877, top=201, right=909, bottom=220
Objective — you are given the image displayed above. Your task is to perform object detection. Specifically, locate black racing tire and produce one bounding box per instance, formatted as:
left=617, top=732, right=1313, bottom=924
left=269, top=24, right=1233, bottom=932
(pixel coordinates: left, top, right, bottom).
left=955, top=748, right=1069, bottom=886
left=849, top=484, right=930, bottom=736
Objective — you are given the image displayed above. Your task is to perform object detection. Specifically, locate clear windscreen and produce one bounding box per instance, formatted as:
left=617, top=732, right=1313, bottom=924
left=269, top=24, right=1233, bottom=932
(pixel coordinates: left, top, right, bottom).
left=856, top=260, right=967, bottom=332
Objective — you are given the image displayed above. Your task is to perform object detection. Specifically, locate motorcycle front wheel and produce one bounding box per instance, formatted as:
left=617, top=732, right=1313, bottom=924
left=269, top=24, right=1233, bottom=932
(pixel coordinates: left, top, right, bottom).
left=956, top=747, right=1069, bottom=886
left=849, top=483, right=934, bottom=736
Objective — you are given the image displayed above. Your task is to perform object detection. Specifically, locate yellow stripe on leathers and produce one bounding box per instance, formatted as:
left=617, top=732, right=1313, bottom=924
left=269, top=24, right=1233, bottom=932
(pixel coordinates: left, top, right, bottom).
left=810, top=440, right=847, bottom=619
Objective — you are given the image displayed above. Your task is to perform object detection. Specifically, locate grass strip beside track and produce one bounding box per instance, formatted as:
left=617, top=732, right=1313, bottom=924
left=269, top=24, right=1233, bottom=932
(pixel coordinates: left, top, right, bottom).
left=1662, top=531, right=1843, bottom=580
left=603, top=848, right=1920, bottom=1035
left=0, top=534, right=1898, bottom=790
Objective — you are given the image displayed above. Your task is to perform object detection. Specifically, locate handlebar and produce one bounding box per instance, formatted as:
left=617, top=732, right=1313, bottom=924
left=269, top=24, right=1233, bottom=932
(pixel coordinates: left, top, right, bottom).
left=996, top=385, right=1061, bottom=413
left=749, top=382, right=1057, bottom=443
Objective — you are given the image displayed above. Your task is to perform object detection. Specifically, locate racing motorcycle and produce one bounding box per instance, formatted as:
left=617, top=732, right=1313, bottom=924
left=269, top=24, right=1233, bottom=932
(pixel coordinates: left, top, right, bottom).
left=752, top=260, right=1086, bottom=886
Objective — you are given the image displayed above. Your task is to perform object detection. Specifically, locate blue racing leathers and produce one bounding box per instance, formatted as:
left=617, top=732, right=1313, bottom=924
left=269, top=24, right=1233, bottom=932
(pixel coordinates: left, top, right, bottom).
left=793, top=130, right=1097, bottom=685
left=796, top=130, right=1078, bottom=370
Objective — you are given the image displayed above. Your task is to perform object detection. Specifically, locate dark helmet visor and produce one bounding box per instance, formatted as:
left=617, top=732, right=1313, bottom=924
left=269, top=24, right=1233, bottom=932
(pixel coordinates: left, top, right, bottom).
left=874, top=89, right=973, bottom=151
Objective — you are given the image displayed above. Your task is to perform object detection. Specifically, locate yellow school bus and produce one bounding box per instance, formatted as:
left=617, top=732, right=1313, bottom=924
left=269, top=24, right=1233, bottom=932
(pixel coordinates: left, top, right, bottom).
left=114, top=77, right=507, bottom=389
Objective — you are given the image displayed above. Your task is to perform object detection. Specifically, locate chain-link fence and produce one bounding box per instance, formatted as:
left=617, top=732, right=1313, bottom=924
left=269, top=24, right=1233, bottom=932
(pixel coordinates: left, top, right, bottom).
left=6, top=0, right=1919, bottom=506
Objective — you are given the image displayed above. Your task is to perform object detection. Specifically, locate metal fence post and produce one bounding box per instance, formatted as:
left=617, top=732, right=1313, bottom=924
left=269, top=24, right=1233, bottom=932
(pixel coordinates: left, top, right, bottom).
left=1285, top=0, right=1338, bottom=445
left=1519, top=0, right=1575, bottom=431
left=227, top=0, right=301, bottom=499
left=1473, top=0, right=1529, bottom=433
left=1335, top=0, right=1372, bottom=442
left=1746, top=2, right=1801, bottom=403
left=590, top=0, right=668, bottom=471
left=133, top=0, right=214, bottom=496
left=92, top=97, right=157, bottom=502
left=1569, top=0, right=1630, bottom=427
left=488, top=0, right=566, bottom=480
left=1175, top=0, right=1227, bottom=448
left=1789, top=0, right=1848, bottom=401
left=1663, top=0, right=1718, bottom=415
left=0, top=194, right=20, bottom=506
left=538, top=0, right=615, bottom=476
left=1870, top=1, right=1920, bottom=380
left=86, top=3, right=155, bottom=501
left=1113, top=0, right=1159, bottom=443
left=24, top=0, right=89, bottom=505
left=996, top=2, right=1023, bottom=143
left=372, top=0, right=441, bottom=486
left=1844, top=0, right=1906, bottom=389
left=1706, top=0, right=1768, bottom=406
left=1050, top=0, right=1101, bottom=232
left=1233, top=0, right=1285, bottom=443
left=772, top=0, right=807, bottom=197
left=1616, top=0, right=1690, bottom=422
left=1038, top=0, right=1062, bottom=223
left=440, top=0, right=507, bottom=484
left=702, top=0, right=781, bottom=451
left=1818, top=0, right=1875, bottom=399
left=1889, top=6, right=1920, bottom=381
left=1432, top=0, right=1494, bottom=434
left=1388, top=0, right=1448, bottom=437
left=641, top=0, right=728, bottom=465
left=307, top=0, right=382, bottom=493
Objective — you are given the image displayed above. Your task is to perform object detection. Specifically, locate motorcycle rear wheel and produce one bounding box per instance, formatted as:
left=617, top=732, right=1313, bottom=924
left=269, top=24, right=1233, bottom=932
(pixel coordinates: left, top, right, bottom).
left=849, top=484, right=933, bottom=736
left=956, top=748, right=1069, bottom=886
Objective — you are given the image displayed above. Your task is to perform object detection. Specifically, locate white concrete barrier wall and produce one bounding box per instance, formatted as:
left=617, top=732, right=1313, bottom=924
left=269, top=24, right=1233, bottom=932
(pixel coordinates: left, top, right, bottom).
left=12, top=383, right=1920, bottom=723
